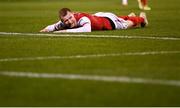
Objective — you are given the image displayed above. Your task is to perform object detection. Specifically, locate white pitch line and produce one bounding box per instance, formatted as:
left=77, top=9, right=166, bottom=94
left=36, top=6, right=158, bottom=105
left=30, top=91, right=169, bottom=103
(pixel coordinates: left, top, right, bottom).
left=1, top=71, right=180, bottom=87
left=0, top=51, right=180, bottom=62
left=0, top=32, right=180, bottom=40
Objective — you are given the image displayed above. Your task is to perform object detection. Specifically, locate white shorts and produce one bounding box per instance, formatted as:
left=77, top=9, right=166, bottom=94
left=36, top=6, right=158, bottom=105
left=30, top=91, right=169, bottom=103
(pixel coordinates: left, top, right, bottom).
left=94, top=12, right=128, bottom=29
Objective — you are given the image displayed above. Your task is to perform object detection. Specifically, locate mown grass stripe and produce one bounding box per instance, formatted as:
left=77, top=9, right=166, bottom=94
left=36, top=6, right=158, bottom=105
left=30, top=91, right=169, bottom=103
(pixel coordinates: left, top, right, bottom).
left=0, top=51, right=180, bottom=62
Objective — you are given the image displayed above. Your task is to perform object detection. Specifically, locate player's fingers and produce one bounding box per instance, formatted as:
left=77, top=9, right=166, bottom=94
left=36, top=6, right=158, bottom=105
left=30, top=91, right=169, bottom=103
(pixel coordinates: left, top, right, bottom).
left=39, top=29, right=45, bottom=32
left=40, top=29, right=48, bottom=32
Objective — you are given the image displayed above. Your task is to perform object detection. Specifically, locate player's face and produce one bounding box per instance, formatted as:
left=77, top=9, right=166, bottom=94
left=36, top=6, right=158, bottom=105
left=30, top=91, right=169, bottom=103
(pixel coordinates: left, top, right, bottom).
left=61, top=11, right=77, bottom=28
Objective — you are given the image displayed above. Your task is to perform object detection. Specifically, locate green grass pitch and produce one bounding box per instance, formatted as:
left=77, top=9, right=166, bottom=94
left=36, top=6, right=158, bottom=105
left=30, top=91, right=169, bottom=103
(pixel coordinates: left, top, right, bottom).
left=0, top=0, right=180, bottom=106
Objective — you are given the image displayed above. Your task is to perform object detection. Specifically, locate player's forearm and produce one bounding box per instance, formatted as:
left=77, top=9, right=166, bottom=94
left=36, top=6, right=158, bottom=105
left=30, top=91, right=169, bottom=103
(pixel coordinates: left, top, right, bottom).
left=54, top=24, right=91, bottom=33
left=44, top=24, right=56, bottom=32
left=66, top=25, right=91, bottom=32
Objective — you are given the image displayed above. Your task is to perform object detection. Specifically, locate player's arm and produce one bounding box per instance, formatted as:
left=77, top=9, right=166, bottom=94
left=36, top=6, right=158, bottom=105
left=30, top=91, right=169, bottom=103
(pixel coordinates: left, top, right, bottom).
left=40, top=21, right=64, bottom=32
left=54, top=17, right=91, bottom=33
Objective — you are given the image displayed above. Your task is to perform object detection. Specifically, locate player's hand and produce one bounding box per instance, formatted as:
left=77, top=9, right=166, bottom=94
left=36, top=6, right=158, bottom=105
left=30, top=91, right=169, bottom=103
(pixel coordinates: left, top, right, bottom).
left=39, top=28, right=49, bottom=32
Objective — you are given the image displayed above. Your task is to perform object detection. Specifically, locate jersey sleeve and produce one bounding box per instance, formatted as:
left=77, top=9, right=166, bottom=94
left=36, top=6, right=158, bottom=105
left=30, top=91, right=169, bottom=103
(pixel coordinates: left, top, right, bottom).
left=65, top=17, right=91, bottom=32
left=45, top=21, right=64, bottom=32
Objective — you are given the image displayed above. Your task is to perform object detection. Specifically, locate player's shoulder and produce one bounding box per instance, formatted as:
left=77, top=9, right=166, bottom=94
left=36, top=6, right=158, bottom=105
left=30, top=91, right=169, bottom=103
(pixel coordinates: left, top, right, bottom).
left=74, top=12, right=89, bottom=21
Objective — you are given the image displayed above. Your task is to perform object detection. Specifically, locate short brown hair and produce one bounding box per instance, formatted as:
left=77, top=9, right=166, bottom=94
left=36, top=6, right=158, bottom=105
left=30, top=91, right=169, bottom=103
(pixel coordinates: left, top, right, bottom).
left=59, top=8, right=71, bottom=18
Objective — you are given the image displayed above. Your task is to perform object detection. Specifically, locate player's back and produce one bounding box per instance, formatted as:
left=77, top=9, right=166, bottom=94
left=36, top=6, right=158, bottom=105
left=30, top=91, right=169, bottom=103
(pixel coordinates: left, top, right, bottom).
left=73, top=12, right=112, bottom=30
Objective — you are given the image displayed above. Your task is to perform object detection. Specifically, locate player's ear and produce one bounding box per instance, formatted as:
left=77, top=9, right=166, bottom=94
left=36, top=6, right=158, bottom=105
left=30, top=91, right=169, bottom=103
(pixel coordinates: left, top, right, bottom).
left=59, top=15, right=62, bottom=20
left=59, top=14, right=65, bottom=22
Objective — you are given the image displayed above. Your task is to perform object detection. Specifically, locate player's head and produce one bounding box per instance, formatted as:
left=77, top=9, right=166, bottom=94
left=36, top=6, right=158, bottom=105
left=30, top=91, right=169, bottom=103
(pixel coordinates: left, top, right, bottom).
left=59, top=8, right=77, bottom=28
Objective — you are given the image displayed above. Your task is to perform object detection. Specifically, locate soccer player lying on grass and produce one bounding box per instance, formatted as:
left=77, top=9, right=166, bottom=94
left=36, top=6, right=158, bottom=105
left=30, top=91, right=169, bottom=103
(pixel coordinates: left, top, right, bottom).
left=40, top=8, right=148, bottom=33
